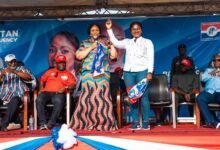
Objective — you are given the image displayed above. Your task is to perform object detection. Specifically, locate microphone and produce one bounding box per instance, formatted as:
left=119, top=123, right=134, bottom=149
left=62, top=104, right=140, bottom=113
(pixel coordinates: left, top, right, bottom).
left=94, top=37, right=98, bottom=44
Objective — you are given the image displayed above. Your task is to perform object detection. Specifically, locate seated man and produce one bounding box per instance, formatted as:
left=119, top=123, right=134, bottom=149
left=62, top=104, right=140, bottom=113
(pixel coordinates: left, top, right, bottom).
left=172, top=58, right=199, bottom=115
left=197, top=53, right=220, bottom=129
left=36, top=55, right=76, bottom=130
left=0, top=54, right=33, bottom=131
left=171, top=44, right=195, bottom=84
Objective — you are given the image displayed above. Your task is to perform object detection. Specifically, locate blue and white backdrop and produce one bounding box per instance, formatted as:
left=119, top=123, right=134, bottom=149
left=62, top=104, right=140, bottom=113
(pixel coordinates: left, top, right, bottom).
left=0, top=15, right=220, bottom=78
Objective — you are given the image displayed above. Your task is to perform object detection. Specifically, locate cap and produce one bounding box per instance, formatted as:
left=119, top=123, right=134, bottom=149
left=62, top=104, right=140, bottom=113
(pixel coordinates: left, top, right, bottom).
left=5, top=54, right=16, bottom=62
left=181, top=58, right=192, bottom=68
left=55, top=55, right=66, bottom=63
left=178, top=44, right=186, bottom=49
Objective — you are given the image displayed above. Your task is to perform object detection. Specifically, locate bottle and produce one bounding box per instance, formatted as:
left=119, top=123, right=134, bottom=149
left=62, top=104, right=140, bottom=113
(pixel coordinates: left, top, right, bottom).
left=29, top=115, right=34, bottom=130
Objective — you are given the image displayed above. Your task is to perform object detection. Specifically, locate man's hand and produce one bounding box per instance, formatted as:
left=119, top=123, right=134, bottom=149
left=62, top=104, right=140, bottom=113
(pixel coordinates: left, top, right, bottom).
left=129, top=98, right=138, bottom=104
left=146, top=73, right=152, bottom=81
left=106, top=19, right=112, bottom=29
left=58, top=87, right=66, bottom=94
left=184, top=93, right=191, bottom=102
left=210, top=69, right=219, bottom=76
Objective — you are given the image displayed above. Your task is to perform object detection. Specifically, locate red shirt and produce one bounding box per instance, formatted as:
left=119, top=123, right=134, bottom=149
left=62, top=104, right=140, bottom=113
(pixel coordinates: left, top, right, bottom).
left=41, top=68, right=76, bottom=92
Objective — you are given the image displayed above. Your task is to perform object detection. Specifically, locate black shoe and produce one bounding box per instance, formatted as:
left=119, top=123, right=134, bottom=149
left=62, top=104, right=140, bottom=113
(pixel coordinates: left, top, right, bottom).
left=128, top=123, right=141, bottom=130
left=0, top=126, right=7, bottom=131
left=39, top=124, right=48, bottom=130
left=203, top=122, right=220, bottom=129
left=46, top=122, right=53, bottom=129
left=142, top=121, right=150, bottom=130
left=156, top=120, right=162, bottom=127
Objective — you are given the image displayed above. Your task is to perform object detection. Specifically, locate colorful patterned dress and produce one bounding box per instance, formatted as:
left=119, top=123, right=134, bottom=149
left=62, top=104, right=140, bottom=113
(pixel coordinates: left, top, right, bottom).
left=70, top=39, right=116, bottom=131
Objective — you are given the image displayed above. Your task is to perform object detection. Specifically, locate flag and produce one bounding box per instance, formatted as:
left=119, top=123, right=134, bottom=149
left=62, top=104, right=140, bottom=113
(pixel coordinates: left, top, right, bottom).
left=201, top=22, right=220, bottom=41
left=128, top=78, right=148, bottom=104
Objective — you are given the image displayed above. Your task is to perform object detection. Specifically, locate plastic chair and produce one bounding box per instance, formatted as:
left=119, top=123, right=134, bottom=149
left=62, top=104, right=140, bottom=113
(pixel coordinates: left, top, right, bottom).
left=33, top=90, right=72, bottom=130
left=0, top=91, right=29, bottom=131
left=149, top=74, right=177, bottom=128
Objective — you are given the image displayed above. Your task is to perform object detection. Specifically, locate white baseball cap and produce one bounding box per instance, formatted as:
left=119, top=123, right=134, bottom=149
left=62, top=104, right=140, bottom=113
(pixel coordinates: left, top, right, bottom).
left=4, top=54, right=16, bottom=62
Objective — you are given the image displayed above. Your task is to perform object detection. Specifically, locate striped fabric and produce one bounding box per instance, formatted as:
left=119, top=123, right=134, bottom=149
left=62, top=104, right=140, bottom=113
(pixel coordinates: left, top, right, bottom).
left=70, top=71, right=115, bottom=131
left=0, top=66, right=30, bottom=103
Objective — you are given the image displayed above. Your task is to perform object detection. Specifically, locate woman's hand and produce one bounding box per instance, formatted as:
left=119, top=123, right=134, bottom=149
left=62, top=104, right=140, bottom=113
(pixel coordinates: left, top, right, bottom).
left=146, top=73, right=152, bottom=81
left=90, top=41, right=97, bottom=51
left=106, top=19, right=112, bottom=29
left=109, top=45, right=117, bottom=60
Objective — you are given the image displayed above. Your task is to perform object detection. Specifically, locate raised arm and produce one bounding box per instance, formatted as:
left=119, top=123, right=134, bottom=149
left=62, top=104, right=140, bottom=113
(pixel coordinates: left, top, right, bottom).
left=106, top=19, right=126, bottom=49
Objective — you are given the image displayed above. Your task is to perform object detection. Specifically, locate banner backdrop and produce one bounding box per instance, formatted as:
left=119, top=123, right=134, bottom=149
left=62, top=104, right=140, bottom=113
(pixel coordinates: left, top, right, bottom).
left=0, top=15, right=220, bottom=79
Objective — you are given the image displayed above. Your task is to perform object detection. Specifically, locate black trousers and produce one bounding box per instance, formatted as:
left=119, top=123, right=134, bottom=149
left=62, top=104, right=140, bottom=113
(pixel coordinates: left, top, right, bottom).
left=110, top=72, right=126, bottom=106
left=0, top=96, right=22, bottom=128
left=110, top=72, right=121, bottom=107
left=36, top=92, right=66, bottom=126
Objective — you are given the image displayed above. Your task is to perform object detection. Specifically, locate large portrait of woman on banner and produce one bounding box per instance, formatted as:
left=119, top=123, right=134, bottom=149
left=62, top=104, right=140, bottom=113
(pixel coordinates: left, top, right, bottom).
left=48, top=31, right=81, bottom=78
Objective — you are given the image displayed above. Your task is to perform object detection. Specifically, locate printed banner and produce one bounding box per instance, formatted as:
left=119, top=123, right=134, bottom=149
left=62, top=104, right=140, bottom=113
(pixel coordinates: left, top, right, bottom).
left=0, top=16, right=219, bottom=79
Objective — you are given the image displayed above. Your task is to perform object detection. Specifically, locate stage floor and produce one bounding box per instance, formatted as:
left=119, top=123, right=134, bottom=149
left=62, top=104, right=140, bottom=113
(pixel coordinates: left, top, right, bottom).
left=0, top=124, right=220, bottom=150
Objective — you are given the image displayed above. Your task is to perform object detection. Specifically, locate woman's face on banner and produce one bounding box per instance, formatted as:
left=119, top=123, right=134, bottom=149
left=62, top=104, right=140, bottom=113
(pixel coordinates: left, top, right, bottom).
left=48, top=35, right=76, bottom=71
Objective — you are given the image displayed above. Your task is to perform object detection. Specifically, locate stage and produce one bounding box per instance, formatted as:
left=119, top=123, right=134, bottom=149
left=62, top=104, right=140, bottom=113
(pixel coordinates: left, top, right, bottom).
left=0, top=124, right=220, bottom=150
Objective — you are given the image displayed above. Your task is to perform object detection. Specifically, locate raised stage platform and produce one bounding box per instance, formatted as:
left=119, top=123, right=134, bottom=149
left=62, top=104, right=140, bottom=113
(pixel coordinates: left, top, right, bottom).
left=0, top=124, right=220, bottom=150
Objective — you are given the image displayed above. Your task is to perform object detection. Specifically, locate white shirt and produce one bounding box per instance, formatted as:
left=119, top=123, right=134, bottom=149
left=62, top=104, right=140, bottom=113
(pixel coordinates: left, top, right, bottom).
left=107, top=29, right=154, bottom=72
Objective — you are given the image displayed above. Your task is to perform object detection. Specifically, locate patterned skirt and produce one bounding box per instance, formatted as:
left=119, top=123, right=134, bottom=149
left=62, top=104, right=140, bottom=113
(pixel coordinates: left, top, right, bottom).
left=70, top=71, right=116, bottom=131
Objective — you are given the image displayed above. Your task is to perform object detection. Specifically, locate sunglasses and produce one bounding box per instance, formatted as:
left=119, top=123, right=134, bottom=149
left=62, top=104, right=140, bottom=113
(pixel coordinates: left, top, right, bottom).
left=9, top=60, right=16, bottom=64
left=213, top=59, right=220, bottom=62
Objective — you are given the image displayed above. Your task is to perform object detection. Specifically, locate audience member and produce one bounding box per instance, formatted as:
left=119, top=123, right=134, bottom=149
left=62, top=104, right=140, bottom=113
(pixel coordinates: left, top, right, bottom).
left=171, top=44, right=195, bottom=83
left=36, top=55, right=76, bottom=130
left=197, top=53, right=220, bottom=129
left=0, top=54, right=32, bottom=131
left=172, top=57, right=200, bottom=116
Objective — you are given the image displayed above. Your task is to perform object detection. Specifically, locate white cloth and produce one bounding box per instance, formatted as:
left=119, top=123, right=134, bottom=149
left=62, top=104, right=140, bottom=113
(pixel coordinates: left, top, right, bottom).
left=107, top=29, right=154, bottom=73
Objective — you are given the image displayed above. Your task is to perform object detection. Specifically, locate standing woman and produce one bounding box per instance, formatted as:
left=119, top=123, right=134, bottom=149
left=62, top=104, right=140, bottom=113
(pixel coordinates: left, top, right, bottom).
left=106, top=19, right=154, bottom=130
left=70, top=23, right=117, bottom=131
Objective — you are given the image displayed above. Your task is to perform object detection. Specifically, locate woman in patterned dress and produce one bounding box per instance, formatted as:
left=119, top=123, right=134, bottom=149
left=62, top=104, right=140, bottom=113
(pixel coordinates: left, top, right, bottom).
left=70, top=23, right=117, bottom=131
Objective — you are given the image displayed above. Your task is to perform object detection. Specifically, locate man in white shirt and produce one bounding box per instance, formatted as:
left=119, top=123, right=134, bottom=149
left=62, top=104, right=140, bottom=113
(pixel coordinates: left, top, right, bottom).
left=106, top=19, right=154, bottom=130
left=197, top=53, right=220, bottom=129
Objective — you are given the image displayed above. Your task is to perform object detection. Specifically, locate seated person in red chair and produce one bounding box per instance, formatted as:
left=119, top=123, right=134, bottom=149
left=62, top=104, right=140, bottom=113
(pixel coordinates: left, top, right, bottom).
left=0, top=54, right=33, bottom=131
left=172, top=58, right=199, bottom=115
left=197, top=53, right=220, bottom=129
left=36, top=55, right=76, bottom=130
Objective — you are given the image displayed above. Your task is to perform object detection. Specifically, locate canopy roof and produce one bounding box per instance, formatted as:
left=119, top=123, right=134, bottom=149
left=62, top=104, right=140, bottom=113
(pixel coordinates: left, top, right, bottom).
left=0, top=0, right=219, bottom=19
